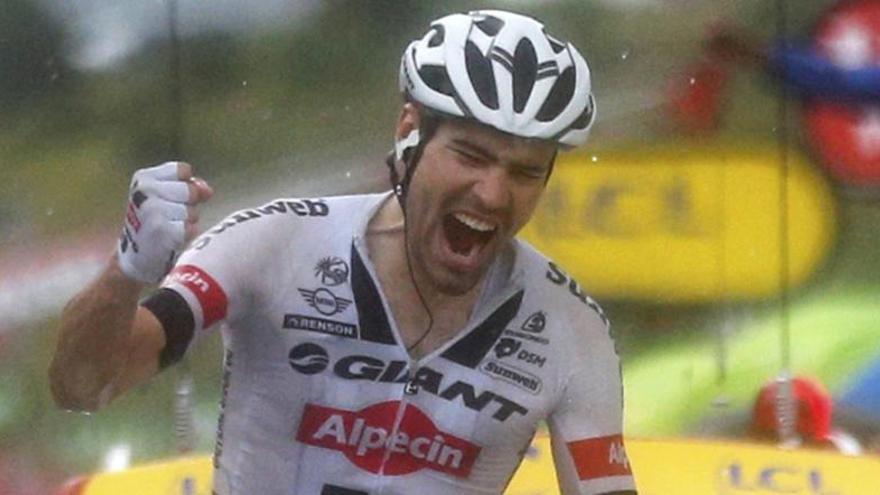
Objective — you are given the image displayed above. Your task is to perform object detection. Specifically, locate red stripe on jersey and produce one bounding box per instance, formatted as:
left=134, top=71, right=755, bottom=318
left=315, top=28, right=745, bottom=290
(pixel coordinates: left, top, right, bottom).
left=166, top=265, right=228, bottom=328
left=567, top=434, right=632, bottom=480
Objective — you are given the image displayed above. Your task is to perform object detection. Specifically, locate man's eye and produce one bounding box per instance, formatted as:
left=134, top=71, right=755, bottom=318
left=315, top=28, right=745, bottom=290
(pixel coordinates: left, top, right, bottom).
left=453, top=149, right=481, bottom=164
left=517, top=168, right=546, bottom=180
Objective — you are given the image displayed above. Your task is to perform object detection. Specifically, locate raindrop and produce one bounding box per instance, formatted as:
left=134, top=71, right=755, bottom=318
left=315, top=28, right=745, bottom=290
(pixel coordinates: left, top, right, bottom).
left=242, top=80, right=248, bottom=87
left=591, top=156, right=599, bottom=163
left=345, top=171, right=352, bottom=178
left=620, top=49, right=630, bottom=61
left=689, top=77, right=696, bottom=85
left=46, top=208, right=54, bottom=216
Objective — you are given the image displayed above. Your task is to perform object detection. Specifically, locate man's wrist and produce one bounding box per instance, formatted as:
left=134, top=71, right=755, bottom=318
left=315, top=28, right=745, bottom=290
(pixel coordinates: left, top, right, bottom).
left=108, top=252, right=155, bottom=291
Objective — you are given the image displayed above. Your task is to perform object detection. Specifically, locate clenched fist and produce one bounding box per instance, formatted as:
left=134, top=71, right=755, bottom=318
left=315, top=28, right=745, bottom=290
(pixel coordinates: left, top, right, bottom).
left=116, top=162, right=213, bottom=283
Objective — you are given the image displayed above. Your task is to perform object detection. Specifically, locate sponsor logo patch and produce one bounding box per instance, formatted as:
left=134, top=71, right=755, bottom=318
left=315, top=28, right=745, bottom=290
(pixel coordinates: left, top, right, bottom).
left=299, top=288, right=352, bottom=316
left=284, top=314, right=357, bottom=339
left=166, top=265, right=228, bottom=328
left=494, top=337, right=522, bottom=358
left=192, top=199, right=330, bottom=250
left=287, top=343, right=528, bottom=421
left=567, top=434, right=632, bottom=481
left=480, top=360, right=542, bottom=394
left=493, top=338, right=546, bottom=367
left=522, top=311, right=546, bottom=333
left=314, top=256, right=350, bottom=286
left=288, top=343, right=330, bottom=374
left=296, top=401, right=481, bottom=478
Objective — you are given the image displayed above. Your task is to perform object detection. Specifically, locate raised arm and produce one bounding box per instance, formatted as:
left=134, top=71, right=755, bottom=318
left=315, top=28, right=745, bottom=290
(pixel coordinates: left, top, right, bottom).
left=49, top=161, right=212, bottom=412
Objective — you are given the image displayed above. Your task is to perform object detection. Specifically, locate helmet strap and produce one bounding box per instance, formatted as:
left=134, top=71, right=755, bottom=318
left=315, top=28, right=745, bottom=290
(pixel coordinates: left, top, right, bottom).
left=395, top=128, right=420, bottom=164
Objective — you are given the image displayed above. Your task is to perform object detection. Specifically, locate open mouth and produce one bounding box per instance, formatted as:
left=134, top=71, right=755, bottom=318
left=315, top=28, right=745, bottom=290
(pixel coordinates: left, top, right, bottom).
left=442, top=212, right=497, bottom=258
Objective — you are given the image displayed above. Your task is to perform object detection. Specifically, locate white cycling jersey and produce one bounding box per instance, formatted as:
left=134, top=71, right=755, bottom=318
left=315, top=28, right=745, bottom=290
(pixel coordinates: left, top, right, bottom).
left=147, top=191, right=636, bottom=495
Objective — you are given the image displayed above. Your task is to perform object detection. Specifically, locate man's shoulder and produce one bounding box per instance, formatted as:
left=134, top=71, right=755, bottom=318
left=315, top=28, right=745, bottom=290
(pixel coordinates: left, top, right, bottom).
left=207, top=193, right=383, bottom=233
left=512, top=239, right=610, bottom=333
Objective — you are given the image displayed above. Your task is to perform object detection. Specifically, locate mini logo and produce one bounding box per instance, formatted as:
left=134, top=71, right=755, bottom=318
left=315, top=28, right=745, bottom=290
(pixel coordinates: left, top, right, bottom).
left=315, top=256, right=350, bottom=286
left=299, top=288, right=352, bottom=316
left=522, top=311, right=546, bottom=333
left=296, top=401, right=481, bottom=478
left=494, top=338, right=522, bottom=359
left=288, top=343, right=330, bottom=374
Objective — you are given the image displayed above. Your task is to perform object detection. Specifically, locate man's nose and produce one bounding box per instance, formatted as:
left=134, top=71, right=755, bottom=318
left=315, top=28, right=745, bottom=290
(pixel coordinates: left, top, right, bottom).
left=471, top=166, right=511, bottom=211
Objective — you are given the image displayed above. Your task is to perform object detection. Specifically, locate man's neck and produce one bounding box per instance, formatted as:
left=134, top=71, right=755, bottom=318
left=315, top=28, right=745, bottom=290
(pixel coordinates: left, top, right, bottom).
left=365, top=196, right=484, bottom=358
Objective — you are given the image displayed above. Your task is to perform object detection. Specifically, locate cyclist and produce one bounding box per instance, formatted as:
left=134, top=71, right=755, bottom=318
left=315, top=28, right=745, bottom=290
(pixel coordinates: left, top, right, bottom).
left=50, top=10, right=637, bottom=495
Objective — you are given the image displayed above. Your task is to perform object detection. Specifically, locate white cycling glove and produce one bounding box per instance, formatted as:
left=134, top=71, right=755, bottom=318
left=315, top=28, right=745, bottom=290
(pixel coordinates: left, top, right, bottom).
left=116, top=162, right=191, bottom=284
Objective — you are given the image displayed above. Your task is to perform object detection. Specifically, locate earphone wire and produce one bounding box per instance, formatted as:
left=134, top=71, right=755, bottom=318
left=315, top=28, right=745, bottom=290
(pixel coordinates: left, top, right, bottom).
left=394, top=149, right=435, bottom=354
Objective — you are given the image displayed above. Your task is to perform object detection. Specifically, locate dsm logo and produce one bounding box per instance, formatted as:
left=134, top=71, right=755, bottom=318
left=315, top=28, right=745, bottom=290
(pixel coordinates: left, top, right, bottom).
left=314, top=256, right=349, bottom=286
left=494, top=338, right=521, bottom=359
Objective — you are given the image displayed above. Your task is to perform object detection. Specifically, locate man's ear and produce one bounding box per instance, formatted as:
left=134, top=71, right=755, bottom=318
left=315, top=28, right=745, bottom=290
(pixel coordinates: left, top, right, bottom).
left=395, top=102, right=420, bottom=141
left=395, top=103, right=422, bottom=163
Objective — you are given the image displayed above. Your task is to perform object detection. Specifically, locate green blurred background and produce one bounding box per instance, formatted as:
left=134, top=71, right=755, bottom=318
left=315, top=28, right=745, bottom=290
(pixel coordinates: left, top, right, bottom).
left=1, top=0, right=878, bottom=490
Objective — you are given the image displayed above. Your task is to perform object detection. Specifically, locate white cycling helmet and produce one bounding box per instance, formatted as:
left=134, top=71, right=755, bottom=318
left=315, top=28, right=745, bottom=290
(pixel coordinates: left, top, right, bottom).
left=399, top=9, right=596, bottom=148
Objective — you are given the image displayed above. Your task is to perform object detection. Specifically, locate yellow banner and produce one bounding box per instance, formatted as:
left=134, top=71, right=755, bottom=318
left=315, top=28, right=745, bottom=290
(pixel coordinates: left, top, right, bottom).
left=66, top=437, right=880, bottom=494
left=521, top=143, right=836, bottom=303
left=626, top=438, right=880, bottom=495
left=511, top=436, right=880, bottom=495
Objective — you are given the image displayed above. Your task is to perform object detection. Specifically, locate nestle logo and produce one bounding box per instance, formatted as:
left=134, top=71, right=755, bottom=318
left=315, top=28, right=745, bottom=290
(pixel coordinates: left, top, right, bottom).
left=296, top=401, right=481, bottom=478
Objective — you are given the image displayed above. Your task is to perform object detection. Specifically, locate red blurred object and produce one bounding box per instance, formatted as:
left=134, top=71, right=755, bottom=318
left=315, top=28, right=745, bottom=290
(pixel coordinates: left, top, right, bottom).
left=751, top=376, right=833, bottom=442
left=667, top=59, right=731, bottom=134
left=805, top=0, right=880, bottom=186
left=52, top=476, right=90, bottom=495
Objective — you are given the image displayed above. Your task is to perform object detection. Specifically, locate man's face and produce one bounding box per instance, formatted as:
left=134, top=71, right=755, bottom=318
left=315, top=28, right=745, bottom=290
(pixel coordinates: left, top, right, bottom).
left=404, top=116, right=556, bottom=296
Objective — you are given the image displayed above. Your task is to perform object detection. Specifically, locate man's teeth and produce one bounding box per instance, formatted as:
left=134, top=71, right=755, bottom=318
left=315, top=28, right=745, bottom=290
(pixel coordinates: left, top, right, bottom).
left=453, top=213, right=496, bottom=232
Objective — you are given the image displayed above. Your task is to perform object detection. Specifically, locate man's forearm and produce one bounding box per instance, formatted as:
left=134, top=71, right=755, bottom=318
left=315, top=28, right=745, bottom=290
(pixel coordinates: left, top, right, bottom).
left=49, top=255, right=146, bottom=412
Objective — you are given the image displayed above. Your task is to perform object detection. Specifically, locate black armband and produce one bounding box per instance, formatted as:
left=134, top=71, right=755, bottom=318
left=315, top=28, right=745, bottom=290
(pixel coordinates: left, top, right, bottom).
left=141, top=288, right=196, bottom=369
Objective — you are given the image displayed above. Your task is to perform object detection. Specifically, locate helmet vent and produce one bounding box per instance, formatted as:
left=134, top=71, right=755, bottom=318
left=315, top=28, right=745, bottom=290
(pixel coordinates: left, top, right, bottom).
left=419, top=65, right=455, bottom=97
left=536, top=66, right=575, bottom=122
left=474, top=15, right=503, bottom=36
left=545, top=33, right=566, bottom=54
left=512, top=39, right=538, bottom=113
left=569, top=95, right=595, bottom=130
left=428, top=26, right=445, bottom=48
left=465, top=40, right=499, bottom=110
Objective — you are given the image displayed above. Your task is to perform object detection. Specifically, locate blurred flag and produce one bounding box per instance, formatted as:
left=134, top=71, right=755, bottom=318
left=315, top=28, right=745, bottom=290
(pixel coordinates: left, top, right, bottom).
left=666, top=59, right=730, bottom=134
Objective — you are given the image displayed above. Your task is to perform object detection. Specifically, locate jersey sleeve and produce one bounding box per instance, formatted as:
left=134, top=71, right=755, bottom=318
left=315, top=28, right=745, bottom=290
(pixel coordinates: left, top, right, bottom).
left=547, top=312, right=637, bottom=495
left=140, top=204, right=277, bottom=367
left=768, top=42, right=880, bottom=101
